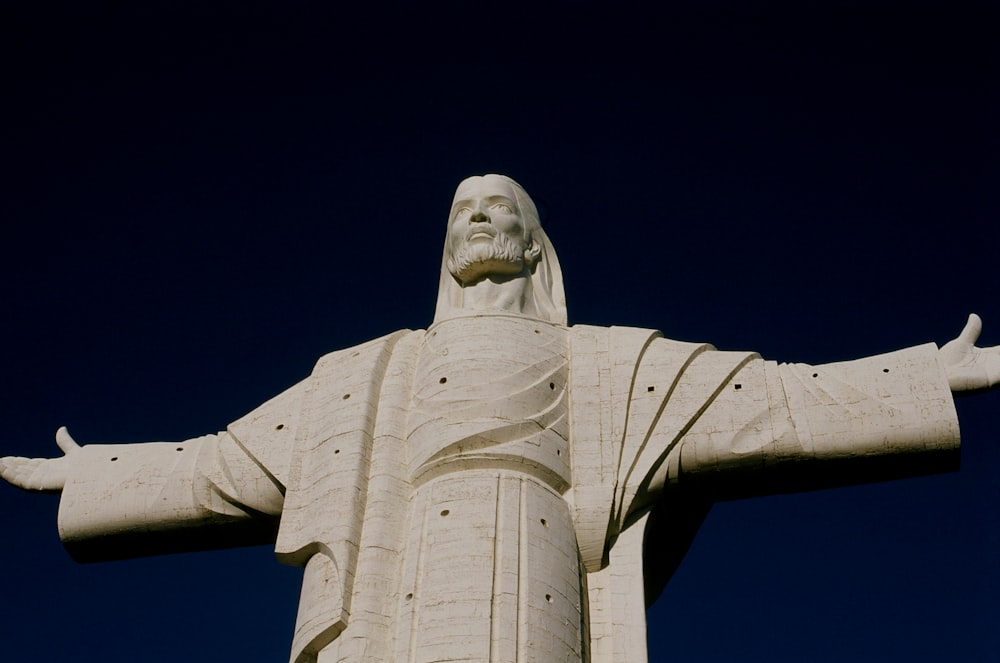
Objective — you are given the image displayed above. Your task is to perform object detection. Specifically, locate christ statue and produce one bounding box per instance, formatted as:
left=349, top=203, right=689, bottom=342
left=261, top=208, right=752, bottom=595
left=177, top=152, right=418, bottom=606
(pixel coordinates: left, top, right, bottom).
left=2, top=174, right=997, bottom=663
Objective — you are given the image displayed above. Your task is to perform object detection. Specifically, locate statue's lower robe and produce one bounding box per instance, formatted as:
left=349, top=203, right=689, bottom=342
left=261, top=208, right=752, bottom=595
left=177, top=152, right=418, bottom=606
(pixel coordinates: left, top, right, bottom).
left=403, top=472, right=580, bottom=662
left=54, top=318, right=960, bottom=663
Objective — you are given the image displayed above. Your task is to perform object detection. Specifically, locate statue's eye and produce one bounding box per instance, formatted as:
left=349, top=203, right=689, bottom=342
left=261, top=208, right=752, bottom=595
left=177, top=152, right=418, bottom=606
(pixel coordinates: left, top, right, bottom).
left=491, top=203, right=513, bottom=213
left=454, top=207, right=472, bottom=218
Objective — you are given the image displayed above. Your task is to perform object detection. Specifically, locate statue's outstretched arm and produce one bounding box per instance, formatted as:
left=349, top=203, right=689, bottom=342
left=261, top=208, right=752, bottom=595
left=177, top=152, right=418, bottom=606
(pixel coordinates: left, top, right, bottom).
left=0, top=373, right=305, bottom=561
left=660, top=328, right=966, bottom=500
left=940, top=314, right=1000, bottom=393
left=2, top=426, right=287, bottom=561
left=0, top=426, right=80, bottom=493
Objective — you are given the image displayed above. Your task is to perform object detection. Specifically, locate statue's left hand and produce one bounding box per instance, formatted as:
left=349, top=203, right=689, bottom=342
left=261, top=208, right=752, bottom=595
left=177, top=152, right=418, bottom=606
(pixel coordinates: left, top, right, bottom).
left=940, top=314, right=1000, bottom=393
left=0, top=426, right=81, bottom=493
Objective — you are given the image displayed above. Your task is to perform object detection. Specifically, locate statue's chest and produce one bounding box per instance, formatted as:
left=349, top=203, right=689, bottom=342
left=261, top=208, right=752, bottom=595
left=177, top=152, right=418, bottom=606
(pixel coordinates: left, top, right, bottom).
left=414, top=317, right=567, bottom=402
left=406, top=317, right=570, bottom=487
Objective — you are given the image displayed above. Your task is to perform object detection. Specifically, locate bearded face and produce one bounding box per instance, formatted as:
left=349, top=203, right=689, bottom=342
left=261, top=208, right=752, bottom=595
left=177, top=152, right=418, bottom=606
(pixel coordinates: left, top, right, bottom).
left=446, top=177, right=541, bottom=285
left=435, top=174, right=566, bottom=327
left=448, top=229, right=531, bottom=284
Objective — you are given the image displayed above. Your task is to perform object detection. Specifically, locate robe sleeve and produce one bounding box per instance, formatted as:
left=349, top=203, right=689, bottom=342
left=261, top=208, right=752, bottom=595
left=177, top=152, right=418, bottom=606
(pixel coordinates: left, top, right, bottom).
left=56, top=379, right=306, bottom=562
left=670, top=342, right=961, bottom=499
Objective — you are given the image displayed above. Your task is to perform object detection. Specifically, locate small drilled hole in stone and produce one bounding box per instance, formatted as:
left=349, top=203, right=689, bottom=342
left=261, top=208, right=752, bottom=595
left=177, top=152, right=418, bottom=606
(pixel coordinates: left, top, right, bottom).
left=883, top=368, right=890, bottom=373
left=334, top=449, right=340, bottom=454
left=405, top=593, right=413, bottom=601
left=556, top=449, right=561, bottom=456
left=275, top=424, right=285, bottom=430
left=545, top=594, right=553, bottom=603
left=440, top=509, right=450, bottom=517
left=812, top=373, right=819, bottom=378
left=647, top=386, right=655, bottom=392
left=439, top=377, right=447, bottom=384
left=540, top=518, right=548, bottom=527
left=342, top=393, right=351, bottom=400
left=110, top=457, right=118, bottom=462
left=734, top=384, right=742, bottom=390
left=175, top=447, right=183, bottom=452
left=549, top=382, right=555, bottom=390
left=534, top=329, right=540, bottom=334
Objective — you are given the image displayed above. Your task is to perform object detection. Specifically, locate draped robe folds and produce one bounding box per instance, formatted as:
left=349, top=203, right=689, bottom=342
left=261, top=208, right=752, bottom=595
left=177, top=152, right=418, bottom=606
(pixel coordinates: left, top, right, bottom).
left=55, top=319, right=960, bottom=663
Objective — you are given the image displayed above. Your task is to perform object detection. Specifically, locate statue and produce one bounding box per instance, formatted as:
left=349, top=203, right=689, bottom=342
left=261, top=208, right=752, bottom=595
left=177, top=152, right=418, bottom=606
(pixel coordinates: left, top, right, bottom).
left=2, top=174, right=997, bottom=663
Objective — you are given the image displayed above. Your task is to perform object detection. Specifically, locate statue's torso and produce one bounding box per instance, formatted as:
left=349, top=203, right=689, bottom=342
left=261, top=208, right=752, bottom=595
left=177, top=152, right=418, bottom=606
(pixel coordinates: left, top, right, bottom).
left=406, top=315, right=571, bottom=491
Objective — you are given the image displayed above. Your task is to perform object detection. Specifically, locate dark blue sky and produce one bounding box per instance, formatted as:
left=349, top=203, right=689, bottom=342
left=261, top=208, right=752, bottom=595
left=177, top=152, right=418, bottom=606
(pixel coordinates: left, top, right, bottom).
left=1, top=2, right=996, bottom=661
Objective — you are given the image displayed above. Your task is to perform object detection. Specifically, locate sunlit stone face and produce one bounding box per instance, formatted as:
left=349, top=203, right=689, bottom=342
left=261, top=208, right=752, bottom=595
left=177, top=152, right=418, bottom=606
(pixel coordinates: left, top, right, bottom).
left=447, top=175, right=532, bottom=284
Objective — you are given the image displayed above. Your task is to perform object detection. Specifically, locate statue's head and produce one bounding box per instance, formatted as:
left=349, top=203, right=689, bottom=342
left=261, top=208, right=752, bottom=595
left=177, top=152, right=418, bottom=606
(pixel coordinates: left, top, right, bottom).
left=435, top=175, right=567, bottom=326
left=445, top=174, right=542, bottom=285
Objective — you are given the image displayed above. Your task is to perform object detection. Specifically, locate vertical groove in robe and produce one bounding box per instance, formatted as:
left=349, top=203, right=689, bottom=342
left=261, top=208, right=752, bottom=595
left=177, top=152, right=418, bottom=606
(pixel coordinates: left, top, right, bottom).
left=405, top=490, right=430, bottom=663
left=517, top=477, right=527, bottom=663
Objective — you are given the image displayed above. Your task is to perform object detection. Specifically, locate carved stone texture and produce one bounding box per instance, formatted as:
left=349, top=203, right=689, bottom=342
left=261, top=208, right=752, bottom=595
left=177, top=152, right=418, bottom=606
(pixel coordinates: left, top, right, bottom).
left=3, top=174, right=990, bottom=663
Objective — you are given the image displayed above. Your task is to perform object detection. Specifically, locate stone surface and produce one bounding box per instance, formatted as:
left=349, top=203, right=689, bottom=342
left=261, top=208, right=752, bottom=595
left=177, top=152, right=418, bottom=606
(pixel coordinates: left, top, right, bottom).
left=1, top=174, right=997, bottom=663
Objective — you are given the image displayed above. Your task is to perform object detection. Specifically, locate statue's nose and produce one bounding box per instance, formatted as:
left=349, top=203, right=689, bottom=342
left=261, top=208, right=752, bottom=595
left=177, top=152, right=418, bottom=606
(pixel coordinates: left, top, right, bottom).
left=470, top=211, right=490, bottom=224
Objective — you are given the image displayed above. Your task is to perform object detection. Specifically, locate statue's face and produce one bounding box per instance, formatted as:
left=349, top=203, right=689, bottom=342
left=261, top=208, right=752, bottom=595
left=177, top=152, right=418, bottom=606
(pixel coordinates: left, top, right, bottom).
left=447, top=176, right=532, bottom=284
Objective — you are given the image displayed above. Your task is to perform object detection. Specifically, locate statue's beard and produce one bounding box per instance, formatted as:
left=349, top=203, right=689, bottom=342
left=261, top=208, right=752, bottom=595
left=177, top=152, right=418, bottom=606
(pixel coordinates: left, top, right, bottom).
left=448, top=232, right=527, bottom=285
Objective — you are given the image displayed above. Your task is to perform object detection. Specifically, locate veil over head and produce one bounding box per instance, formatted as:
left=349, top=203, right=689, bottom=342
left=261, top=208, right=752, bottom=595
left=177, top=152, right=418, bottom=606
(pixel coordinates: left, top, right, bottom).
left=433, top=175, right=567, bottom=326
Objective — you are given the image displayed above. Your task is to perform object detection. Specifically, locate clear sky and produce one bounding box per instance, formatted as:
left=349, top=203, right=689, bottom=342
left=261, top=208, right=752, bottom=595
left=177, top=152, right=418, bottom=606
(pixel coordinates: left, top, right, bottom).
left=1, top=2, right=996, bottom=662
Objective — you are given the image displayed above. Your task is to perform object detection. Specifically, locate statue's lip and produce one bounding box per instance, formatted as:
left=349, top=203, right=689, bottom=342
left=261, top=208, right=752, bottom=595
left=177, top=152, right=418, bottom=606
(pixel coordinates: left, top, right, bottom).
left=467, top=230, right=496, bottom=241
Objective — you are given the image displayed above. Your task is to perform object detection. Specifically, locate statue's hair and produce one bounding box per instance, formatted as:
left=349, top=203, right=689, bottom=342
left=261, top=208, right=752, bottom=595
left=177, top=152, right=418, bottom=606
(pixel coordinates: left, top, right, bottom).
left=434, top=175, right=567, bottom=326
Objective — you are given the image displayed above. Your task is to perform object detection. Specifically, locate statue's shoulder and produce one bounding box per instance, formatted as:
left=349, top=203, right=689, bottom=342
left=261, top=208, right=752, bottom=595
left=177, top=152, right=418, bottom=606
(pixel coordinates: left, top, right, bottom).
left=313, top=328, right=421, bottom=371
left=228, top=329, right=422, bottom=485
left=568, top=323, right=706, bottom=353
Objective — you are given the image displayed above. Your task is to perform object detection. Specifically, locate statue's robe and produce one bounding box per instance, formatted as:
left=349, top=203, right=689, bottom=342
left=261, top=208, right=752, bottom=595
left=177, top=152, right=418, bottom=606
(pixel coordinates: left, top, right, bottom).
left=55, top=318, right=959, bottom=663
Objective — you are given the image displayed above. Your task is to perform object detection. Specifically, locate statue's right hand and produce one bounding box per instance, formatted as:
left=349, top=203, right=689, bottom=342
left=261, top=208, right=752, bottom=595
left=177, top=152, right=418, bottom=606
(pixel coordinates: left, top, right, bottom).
left=0, top=426, right=81, bottom=492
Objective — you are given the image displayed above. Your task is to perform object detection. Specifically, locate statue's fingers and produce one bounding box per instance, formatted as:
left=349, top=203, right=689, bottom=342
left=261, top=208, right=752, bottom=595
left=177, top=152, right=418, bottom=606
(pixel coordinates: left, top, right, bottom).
left=958, top=313, right=983, bottom=346
left=1, top=457, right=64, bottom=492
left=0, top=457, right=37, bottom=489
left=55, top=426, right=81, bottom=455
left=0, top=457, right=26, bottom=485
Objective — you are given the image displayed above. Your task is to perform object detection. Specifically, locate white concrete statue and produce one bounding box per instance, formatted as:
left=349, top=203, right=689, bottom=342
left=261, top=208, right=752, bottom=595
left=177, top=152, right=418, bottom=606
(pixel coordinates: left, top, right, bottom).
left=2, top=174, right=998, bottom=663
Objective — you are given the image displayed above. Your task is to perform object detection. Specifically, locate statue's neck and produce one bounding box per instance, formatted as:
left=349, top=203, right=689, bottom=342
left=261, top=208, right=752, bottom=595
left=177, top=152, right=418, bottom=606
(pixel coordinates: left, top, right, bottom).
left=459, top=273, right=538, bottom=318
